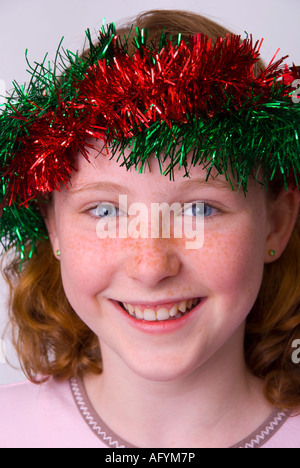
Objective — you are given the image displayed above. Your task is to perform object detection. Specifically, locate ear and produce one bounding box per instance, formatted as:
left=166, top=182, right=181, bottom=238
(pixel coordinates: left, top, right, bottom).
left=38, top=196, right=60, bottom=259
left=264, top=189, right=300, bottom=263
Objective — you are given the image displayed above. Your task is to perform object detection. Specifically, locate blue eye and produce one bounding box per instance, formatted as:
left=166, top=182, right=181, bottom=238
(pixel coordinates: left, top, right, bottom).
left=87, top=201, right=219, bottom=220
left=90, top=203, right=122, bottom=219
left=184, top=202, right=219, bottom=218
left=202, top=203, right=219, bottom=217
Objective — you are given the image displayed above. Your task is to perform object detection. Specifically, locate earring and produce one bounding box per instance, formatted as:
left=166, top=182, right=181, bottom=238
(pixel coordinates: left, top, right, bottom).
left=56, top=250, right=61, bottom=257
left=269, top=249, right=276, bottom=257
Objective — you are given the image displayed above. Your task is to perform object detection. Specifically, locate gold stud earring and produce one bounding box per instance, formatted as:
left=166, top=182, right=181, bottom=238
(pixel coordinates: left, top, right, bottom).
left=269, top=249, right=276, bottom=257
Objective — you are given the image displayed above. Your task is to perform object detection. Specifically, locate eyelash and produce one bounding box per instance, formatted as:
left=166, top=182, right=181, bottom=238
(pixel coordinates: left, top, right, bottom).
left=85, top=201, right=221, bottom=220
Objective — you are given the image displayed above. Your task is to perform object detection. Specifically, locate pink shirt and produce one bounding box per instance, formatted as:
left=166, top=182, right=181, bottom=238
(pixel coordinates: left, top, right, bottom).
left=0, top=377, right=299, bottom=448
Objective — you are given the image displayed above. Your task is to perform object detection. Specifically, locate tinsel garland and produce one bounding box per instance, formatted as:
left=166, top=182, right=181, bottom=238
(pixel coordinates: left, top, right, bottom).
left=0, top=23, right=299, bottom=259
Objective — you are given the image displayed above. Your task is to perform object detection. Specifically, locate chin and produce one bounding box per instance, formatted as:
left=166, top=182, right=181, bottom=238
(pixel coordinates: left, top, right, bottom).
left=120, top=353, right=204, bottom=383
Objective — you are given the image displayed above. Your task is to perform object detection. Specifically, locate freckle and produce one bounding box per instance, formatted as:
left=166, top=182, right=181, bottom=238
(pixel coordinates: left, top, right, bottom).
left=134, top=256, right=142, bottom=266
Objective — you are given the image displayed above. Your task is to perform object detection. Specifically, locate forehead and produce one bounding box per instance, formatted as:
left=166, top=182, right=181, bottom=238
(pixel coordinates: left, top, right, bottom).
left=67, top=143, right=240, bottom=194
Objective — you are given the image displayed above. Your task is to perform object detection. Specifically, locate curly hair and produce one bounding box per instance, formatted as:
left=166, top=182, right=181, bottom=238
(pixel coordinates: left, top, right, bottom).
left=2, top=241, right=101, bottom=381
left=1, top=10, right=300, bottom=412
left=245, top=214, right=300, bottom=410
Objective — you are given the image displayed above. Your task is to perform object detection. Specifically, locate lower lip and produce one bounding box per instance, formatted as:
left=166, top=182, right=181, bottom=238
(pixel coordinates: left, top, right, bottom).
left=110, top=298, right=206, bottom=334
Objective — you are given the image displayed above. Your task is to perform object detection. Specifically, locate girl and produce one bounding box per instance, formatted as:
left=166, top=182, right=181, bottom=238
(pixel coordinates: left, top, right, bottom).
left=0, top=9, right=300, bottom=448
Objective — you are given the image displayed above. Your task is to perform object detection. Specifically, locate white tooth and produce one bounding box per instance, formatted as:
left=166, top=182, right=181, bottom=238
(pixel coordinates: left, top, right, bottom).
left=135, top=306, right=144, bottom=320
left=143, top=308, right=157, bottom=321
left=125, top=300, right=197, bottom=321
left=178, top=300, right=187, bottom=313
left=126, top=303, right=135, bottom=316
left=156, top=307, right=170, bottom=321
left=169, top=304, right=179, bottom=317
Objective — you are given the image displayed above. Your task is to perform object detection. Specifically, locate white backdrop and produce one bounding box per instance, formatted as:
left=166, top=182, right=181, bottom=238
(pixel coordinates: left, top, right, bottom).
left=1, top=0, right=299, bottom=384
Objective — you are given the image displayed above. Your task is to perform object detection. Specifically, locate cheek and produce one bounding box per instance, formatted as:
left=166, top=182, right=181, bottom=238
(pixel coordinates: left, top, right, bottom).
left=57, top=222, right=136, bottom=303
left=189, top=217, right=266, bottom=307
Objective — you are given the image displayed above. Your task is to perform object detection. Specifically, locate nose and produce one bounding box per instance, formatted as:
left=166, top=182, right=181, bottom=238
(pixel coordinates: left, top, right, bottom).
left=125, top=238, right=181, bottom=288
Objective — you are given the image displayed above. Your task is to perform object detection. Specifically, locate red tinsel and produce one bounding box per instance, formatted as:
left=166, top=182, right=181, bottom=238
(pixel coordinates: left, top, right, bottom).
left=283, top=64, right=300, bottom=85
left=76, top=33, right=288, bottom=137
left=4, top=103, right=107, bottom=206
left=3, top=32, right=294, bottom=206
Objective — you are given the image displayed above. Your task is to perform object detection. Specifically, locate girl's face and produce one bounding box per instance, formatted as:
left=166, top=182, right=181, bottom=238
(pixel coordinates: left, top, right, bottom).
left=48, top=144, right=272, bottom=382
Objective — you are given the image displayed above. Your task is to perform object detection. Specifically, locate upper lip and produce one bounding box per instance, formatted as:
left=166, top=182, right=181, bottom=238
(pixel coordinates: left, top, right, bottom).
left=113, top=297, right=201, bottom=307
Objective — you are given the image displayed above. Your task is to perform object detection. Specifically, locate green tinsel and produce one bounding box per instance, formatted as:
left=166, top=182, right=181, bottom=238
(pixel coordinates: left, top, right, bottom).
left=0, top=23, right=299, bottom=261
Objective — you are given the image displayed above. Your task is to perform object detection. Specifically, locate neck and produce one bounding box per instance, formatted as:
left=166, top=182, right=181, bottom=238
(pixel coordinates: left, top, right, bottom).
left=84, top=325, right=272, bottom=448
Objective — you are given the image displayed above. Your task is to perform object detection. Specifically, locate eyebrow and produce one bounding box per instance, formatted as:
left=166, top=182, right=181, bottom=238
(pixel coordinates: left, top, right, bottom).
left=69, top=181, right=131, bottom=194
left=69, top=177, right=234, bottom=194
left=179, top=177, right=234, bottom=192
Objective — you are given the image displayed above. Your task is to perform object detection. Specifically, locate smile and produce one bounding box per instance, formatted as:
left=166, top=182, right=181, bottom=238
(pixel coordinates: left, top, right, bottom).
left=118, top=298, right=202, bottom=322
